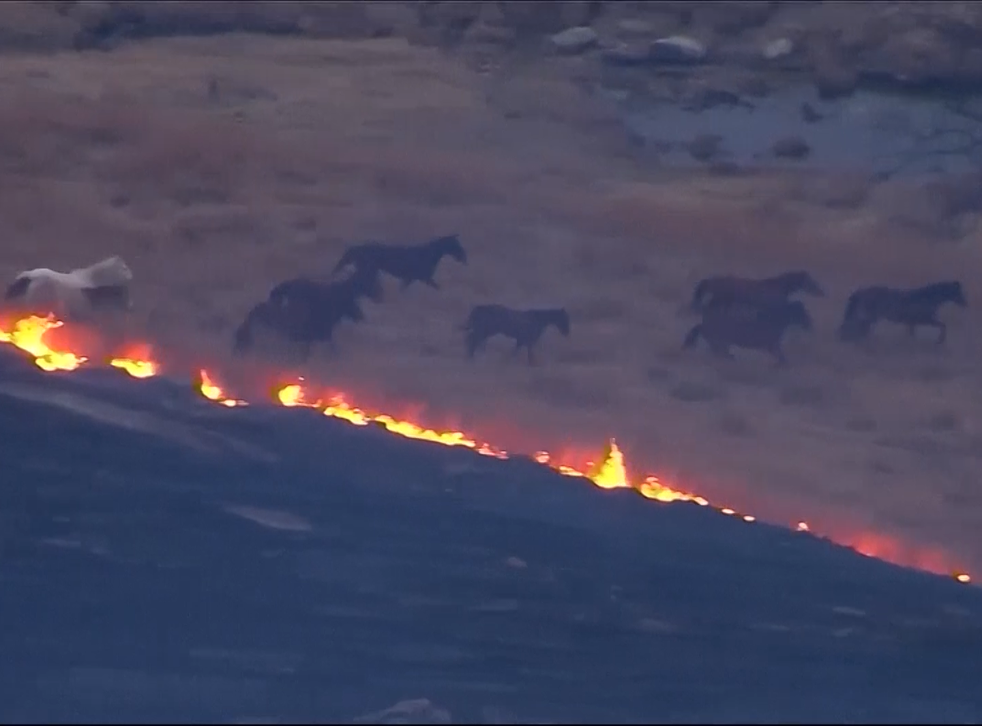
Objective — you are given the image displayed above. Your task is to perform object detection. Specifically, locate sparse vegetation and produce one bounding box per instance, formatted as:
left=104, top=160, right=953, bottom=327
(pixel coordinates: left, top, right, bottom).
left=0, top=12, right=979, bottom=570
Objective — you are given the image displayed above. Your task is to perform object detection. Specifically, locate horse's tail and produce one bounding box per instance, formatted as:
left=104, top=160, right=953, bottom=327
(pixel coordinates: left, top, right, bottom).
left=71, top=256, right=132, bottom=289
left=682, top=323, right=703, bottom=350
left=232, top=319, right=253, bottom=355
left=841, top=291, right=865, bottom=324
left=690, top=278, right=713, bottom=311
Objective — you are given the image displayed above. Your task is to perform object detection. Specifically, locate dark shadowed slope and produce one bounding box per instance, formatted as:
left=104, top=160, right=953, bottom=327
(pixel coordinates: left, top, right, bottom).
left=0, top=348, right=980, bottom=725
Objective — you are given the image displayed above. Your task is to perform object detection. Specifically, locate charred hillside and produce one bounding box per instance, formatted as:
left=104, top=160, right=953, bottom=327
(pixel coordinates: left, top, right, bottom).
left=1, top=346, right=981, bottom=723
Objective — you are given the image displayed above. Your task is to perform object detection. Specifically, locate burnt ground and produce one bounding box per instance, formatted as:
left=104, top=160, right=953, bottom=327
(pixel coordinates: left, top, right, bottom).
left=0, top=347, right=981, bottom=724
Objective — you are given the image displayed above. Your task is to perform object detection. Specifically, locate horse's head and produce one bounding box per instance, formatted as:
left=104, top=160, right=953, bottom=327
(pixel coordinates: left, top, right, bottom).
left=786, top=270, right=825, bottom=297
left=4, top=274, right=32, bottom=301
left=781, top=300, right=814, bottom=332
left=551, top=308, right=571, bottom=336
left=433, top=234, right=467, bottom=264
left=947, top=280, right=968, bottom=307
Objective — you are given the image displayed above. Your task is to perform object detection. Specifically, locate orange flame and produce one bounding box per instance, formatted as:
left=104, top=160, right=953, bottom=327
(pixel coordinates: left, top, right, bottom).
left=0, top=315, right=86, bottom=372
left=197, top=369, right=245, bottom=408
left=0, top=313, right=973, bottom=586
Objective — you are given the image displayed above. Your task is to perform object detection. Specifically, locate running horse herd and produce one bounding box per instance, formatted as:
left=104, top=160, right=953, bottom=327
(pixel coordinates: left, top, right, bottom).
left=0, top=238, right=969, bottom=368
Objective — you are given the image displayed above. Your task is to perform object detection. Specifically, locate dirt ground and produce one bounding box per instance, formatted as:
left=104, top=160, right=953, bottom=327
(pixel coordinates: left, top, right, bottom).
left=2, top=34, right=981, bottom=574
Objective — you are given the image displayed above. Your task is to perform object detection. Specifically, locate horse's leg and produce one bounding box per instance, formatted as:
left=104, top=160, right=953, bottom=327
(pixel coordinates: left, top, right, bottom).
left=932, top=319, right=947, bottom=344
left=526, top=343, right=536, bottom=367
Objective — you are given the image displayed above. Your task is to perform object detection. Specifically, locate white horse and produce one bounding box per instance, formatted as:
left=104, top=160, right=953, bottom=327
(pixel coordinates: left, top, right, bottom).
left=4, top=255, right=134, bottom=322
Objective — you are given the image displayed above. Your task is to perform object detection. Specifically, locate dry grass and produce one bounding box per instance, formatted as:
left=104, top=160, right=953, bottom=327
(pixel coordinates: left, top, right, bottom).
left=2, top=34, right=982, bottom=571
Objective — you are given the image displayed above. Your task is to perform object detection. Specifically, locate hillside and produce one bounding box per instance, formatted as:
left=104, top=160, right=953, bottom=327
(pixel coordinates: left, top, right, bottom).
left=1, top=347, right=981, bottom=722
left=0, top=1, right=980, bottom=580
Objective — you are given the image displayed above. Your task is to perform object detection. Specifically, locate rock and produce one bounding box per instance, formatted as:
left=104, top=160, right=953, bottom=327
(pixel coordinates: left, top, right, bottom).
left=772, top=136, right=811, bottom=160
left=762, top=37, right=794, bottom=61
left=550, top=25, right=598, bottom=54
left=650, top=35, right=707, bottom=65
left=354, top=698, right=451, bottom=725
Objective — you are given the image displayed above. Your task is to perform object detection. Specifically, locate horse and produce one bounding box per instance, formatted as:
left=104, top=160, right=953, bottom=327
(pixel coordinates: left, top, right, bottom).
left=4, top=256, right=133, bottom=322
left=232, top=275, right=376, bottom=361
left=268, top=266, right=384, bottom=310
left=689, top=270, right=825, bottom=314
left=331, top=233, right=467, bottom=291
left=460, top=304, right=570, bottom=366
left=837, top=280, right=967, bottom=344
left=682, top=299, right=814, bottom=367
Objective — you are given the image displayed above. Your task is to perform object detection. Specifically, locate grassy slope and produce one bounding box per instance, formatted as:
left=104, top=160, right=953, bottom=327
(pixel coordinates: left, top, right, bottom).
left=0, top=33, right=980, bottom=572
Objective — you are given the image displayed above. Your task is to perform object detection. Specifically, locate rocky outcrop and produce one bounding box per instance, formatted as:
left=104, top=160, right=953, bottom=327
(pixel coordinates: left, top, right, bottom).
left=6, top=2, right=982, bottom=97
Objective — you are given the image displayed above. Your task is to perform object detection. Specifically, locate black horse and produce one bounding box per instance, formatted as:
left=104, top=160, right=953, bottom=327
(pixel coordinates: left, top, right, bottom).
left=690, top=270, right=825, bottom=314
left=233, top=273, right=379, bottom=361
left=268, top=266, right=384, bottom=309
left=838, top=280, right=967, bottom=344
left=683, top=299, right=813, bottom=367
left=331, top=233, right=467, bottom=290
left=461, top=304, right=570, bottom=366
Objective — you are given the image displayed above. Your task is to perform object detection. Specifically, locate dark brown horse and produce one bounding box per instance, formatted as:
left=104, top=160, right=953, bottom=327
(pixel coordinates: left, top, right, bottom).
left=332, top=233, right=467, bottom=291
left=233, top=272, right=379, bottom=361
left=690, top=270, right=825, bottom=314
left=683, top=299, right=813, bottom=366
left=461, top=304, right=570, bottom=366
left=838, top=280, right=967, bottom=344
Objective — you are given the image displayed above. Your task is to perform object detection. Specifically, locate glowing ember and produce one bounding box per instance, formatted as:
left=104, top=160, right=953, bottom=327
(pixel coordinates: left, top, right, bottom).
left=197, top=369, right=245, bottom=408
left=110, top=358, right=157, bottom=379
left=0, top=313, right=974, bottom=587
left=0, top=315, right=86, bottom=372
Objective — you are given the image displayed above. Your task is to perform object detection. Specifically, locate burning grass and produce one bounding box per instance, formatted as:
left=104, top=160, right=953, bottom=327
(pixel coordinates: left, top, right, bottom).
left=0, top=311, right=974, bottom=587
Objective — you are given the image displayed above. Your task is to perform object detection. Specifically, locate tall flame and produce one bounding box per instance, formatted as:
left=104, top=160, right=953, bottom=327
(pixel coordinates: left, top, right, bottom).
left=0, top=315, right=86, bottom=372
left=0, top=313, right=973, bottom=587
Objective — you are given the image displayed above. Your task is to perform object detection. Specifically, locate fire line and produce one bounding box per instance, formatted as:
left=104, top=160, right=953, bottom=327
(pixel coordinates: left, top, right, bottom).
left=0, top=313, right=972, bottom=587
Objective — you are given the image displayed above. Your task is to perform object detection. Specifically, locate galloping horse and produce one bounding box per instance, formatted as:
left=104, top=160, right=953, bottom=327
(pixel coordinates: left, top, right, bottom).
left=233, top=271, right=380, bottom=361
left=683, top=299, right=814, bottom=367
left=331, top=234, right=467, bottom=291
left=838, top=280, right=967, bottom=344
left=689, top=270, right=825, bottom=314
left=461, top=304, right=570, bottom=366
left=5, top=255, right=133, bottom=322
